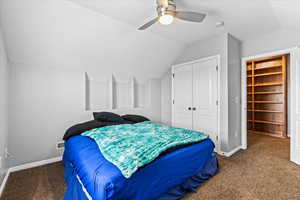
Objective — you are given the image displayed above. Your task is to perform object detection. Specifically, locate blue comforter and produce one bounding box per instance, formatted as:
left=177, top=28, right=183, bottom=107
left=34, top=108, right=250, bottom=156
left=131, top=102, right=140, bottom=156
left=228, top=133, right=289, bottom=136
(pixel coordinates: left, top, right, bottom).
left=63, top=135, right=217, bottom=200
left=82, top=121, right=208, bottom=178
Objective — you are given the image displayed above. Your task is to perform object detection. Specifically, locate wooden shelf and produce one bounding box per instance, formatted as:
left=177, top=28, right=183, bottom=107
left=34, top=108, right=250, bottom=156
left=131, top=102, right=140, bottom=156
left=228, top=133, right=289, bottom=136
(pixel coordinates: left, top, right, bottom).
left=248, top=101, right=283, bottom=104
left=247, top=110, right=283, bottom=113
left=247, top=55, right=284, bottom=63
left=248, top=72, right=283, bottom=78
left=254, top=64, right=282, bottom=71
left=248, top=91, right=283, bottom=95
left=247, top=82, right=283, bottom=87
left=248, top=120, right=284, bottom=125
left=246, top=65, right=281, bottom=72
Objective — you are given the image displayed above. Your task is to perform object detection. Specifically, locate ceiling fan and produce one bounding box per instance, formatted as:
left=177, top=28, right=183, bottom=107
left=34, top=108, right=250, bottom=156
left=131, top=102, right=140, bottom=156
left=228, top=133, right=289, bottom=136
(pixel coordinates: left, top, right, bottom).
left=138, top=0, right=206, bottom=30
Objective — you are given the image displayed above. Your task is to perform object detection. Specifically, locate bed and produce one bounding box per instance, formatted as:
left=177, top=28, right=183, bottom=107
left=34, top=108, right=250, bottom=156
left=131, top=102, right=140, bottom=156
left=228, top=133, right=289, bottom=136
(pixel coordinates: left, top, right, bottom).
left=63, top=115, right=219, bottom=200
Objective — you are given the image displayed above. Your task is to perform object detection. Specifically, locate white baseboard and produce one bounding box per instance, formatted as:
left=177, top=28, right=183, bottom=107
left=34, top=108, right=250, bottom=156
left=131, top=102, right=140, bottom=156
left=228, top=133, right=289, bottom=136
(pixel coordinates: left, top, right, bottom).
left=0, top=156, right=62, bottom=198
left=10, top=156, right=62, bottom=173
left=0, top=169, right=10, bottom=197
left=291, top=159, right=300, bottom=166
left=220, top=146, right=243, bottom=157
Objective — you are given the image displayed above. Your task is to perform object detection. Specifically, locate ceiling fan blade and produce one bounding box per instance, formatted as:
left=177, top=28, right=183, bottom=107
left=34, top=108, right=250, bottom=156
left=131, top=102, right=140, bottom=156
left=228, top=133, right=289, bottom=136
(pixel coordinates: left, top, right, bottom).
left=138, top=17, right=159, bottom=30
left=175, top=11, right=206, bottom=23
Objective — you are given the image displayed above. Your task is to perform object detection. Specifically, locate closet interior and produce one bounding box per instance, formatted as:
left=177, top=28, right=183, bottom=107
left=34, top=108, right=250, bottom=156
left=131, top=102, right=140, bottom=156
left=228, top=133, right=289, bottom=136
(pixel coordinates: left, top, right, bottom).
left=247, top=54, right=288, bottom=138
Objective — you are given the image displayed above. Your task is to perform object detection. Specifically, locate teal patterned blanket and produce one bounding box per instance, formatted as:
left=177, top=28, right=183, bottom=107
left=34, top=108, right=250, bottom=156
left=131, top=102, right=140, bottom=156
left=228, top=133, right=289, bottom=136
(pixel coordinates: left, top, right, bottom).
left=82, top=121, right=208, bottom=178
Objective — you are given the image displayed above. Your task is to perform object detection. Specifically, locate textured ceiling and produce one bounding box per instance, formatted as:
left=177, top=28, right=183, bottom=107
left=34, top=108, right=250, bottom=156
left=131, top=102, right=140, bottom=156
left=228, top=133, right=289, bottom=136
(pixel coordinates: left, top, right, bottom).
left=0, top=0, right=183, bottom=80
left=68, top=0, right=300, bottom=44
left=269, top=0, right=300, bottom=30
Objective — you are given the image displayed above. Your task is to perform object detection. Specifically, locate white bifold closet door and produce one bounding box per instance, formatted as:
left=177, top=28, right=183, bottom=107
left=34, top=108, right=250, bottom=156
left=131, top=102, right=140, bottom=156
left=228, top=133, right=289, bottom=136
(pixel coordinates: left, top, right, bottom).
left=192, top=58, right=218, bottom=144
left=173, top=64, right=193, bottom=130
left=173, top=57, right=218, bottom=144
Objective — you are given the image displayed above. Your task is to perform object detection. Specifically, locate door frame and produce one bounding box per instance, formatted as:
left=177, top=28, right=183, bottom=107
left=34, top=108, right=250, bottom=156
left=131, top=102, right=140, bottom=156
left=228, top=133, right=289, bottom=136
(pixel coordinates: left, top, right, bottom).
left=241, top=47, right=299, bottom=164
left=171, top=55, right=221, bottom=153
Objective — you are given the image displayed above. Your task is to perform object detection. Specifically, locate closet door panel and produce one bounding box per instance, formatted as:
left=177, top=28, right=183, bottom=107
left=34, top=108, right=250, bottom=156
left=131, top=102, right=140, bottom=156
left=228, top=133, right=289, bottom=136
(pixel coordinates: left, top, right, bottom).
left=192, top=58, right=218, bottom=143
left=173, top=64, right=193, bottom=130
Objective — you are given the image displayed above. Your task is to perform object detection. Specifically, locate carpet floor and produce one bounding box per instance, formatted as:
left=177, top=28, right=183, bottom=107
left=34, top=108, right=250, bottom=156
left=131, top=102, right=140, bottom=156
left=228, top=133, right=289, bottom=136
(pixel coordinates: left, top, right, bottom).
left=1, top=134, right=300, bottom=200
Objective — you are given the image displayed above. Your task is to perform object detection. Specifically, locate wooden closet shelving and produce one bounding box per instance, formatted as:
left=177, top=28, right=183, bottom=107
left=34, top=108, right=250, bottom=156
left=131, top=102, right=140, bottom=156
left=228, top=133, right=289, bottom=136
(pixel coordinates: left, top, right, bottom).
left=247, top=65, right=281, bottom=71
left=247, top=54, right=288, bottom=138
left=248, top=72, right=283, bottom=77
left=247, top=120, right=283, bottom=125
left=247, top=110, right=283, bottom=113
left=248, top=101, right=283, bottom=104
left=248, top=91, right=283, bottom=95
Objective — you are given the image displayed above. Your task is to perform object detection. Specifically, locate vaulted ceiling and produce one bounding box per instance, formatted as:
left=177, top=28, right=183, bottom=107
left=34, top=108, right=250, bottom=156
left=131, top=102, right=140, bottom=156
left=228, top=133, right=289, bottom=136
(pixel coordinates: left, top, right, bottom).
left=0, top=0, right=183, bottom=81
left=1, top=0, right=299, bottom=80
left=69, top=0, right=300, bottom=44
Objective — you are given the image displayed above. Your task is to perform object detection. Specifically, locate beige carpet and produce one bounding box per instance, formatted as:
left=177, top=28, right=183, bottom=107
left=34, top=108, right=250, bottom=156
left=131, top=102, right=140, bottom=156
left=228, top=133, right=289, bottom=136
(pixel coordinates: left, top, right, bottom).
left=1, top=134, right=300, bottom=200
left=183, top=134, right=300, bottom=200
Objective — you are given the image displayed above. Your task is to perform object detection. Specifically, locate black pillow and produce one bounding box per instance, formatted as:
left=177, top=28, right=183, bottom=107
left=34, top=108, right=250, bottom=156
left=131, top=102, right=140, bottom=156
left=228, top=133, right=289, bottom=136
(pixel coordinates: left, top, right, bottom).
left=93, top=112, right=124, bottom=123
left=64, top=120, right=115, bottom=140
left=63, top=120, right=134, bottom=141
left=121, top=114, right=150, bottom=123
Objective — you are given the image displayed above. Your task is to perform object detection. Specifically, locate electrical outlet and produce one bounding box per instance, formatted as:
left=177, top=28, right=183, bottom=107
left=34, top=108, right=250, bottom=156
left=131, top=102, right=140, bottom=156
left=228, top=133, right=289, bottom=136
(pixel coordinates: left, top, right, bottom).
left=4, top=148, right=10, bottom=159
left=57, top=141, right=65, bottom=150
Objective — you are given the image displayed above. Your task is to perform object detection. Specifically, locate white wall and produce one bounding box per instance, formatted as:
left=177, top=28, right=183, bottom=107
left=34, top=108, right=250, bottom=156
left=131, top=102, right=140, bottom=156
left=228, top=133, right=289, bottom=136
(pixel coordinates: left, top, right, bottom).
left=1, top=0, right=183, bottom=167
left=227, top=34, right=242, bottom=151
left=0, top=28, right=9, bottom=184
left=242, top=29, right=300, bottom=57
left=161, top=71, right=172, bottom=125
left=175, top=35, right=226, bottom=64
left=8, top=63, right=163, bottom=166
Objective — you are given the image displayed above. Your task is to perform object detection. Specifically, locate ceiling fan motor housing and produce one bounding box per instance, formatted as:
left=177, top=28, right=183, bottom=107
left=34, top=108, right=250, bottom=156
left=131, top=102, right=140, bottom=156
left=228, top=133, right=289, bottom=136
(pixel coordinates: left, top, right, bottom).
left=138, top=0, right=206, bottom=30
left=157, top=0, right=176, bottom=16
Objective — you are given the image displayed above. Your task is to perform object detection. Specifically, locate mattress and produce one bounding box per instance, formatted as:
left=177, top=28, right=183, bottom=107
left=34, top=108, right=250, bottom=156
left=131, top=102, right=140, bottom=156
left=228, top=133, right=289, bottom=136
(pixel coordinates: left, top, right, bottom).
left=63, top=135, right=218, bottom=200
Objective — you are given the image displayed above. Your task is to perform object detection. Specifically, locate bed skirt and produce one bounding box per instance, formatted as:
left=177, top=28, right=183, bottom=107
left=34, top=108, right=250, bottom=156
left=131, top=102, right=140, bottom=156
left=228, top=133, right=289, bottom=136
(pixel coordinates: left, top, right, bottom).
left=64, top=154, right=219, bottom=200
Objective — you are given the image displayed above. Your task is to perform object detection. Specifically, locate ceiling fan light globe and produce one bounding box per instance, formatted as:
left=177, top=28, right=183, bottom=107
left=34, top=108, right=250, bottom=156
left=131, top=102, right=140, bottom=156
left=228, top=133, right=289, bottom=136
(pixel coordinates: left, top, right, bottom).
left=159, top=14, right=174, bottom=25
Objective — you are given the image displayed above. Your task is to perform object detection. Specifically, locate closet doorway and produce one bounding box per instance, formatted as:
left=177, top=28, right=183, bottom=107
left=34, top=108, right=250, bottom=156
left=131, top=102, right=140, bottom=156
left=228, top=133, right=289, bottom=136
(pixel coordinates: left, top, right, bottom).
left=246, top=54, right=288, bottom=138
left=172, top=55, right=220, bottom=152
left=241, top=47, right=300, bottom=165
